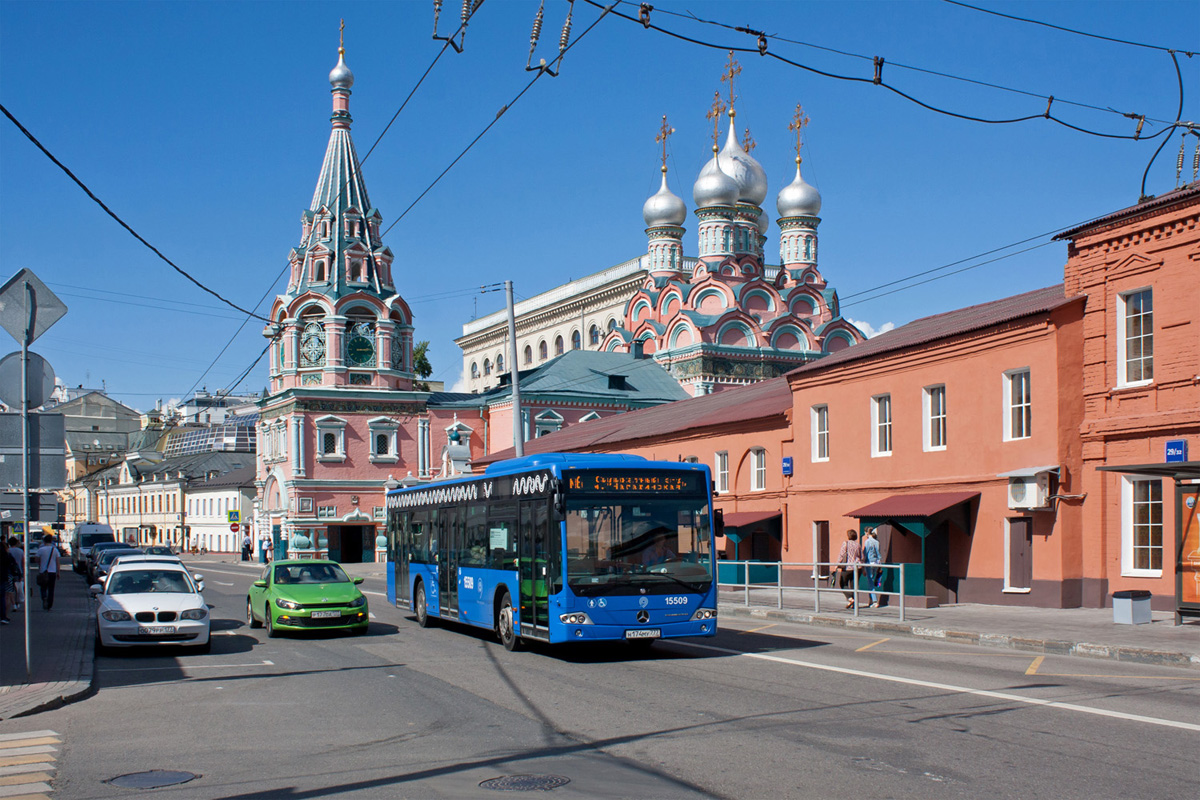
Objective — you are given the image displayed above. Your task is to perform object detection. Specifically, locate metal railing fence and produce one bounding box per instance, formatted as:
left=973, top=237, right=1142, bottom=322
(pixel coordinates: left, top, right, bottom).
left=716, top=560, right=907, bottom=622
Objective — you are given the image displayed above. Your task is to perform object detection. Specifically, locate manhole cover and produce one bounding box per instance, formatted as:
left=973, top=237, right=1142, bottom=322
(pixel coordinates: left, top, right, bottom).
left=107, top=770, right=199, bottom=789
left=479, top=774, right=571, bottom=791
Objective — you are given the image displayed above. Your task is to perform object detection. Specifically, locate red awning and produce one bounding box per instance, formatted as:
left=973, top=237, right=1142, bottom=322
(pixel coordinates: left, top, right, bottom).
left=721, top=511, right=780, bottom=529
left=845, top=492, right=979, bottom=519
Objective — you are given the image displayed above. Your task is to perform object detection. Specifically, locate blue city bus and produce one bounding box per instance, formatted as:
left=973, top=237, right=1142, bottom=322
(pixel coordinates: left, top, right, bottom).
left=386, top=453, right=718, bottom=650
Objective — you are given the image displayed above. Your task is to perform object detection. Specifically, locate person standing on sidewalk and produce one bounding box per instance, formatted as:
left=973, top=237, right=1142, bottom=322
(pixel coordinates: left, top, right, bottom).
left=862, top=529, right=882, bottom=607
left=5, top=536, right=23, bottom=614
left=0, top=541, right=17, bottom=623
left=36, top=534, right=60, bottom=610
left=832, top=529, right=863, bottom=609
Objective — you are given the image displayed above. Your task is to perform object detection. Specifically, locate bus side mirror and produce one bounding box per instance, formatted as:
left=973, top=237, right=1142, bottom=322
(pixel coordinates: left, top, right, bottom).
left=714, top=509, right=724, bottom=539
left=551, top=480, right=565, bottom=516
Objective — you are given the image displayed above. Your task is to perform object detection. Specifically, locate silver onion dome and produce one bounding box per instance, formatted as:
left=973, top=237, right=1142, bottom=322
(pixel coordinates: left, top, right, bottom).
left=693, top=152, right=740, bottom=208
left=776, top=162, right=822, bottom=217
left=717, top=124, right=768, bottom=206
left=329, top=50, right=355, bottom=89
left=755, top=210, right=769, bottom=234
left=643, top=171, right=687, bottom=227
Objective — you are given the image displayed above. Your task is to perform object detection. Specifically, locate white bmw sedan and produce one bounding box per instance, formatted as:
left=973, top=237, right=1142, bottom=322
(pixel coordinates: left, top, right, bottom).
left=91, top=563, right=211, bottom=654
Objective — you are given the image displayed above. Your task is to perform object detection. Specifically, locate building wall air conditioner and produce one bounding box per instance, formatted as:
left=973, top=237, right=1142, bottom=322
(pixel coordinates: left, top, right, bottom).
left=1007, top=474, right=1050, bottom=510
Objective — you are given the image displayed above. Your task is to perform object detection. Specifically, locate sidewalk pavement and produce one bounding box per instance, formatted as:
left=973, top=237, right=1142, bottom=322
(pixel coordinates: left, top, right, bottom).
left=0, top=569, right=95, bottom=720
left=718, top=586, right=1200, bottom=669
left=2, top=558, right=1197, bottom=721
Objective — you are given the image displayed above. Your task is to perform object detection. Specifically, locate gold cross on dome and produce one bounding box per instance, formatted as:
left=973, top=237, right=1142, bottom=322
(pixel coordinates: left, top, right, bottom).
left=721, top=50, right=741, bottom=117
left=706, top=92, right=726, bottom=151
left=339, top=19, right=345, bottom=54
left=655, top=115, right=675, bottom=171
left=788, top=103, right=810, bottom=163
left=742, top=128, right=756, bottom=154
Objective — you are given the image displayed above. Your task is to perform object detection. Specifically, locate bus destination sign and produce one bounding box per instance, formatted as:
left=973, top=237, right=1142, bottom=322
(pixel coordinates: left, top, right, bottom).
left=566, top=470, right=704, bottom=495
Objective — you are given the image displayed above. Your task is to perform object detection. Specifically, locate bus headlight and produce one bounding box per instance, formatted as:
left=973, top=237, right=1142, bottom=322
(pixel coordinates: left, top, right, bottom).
left=559, top=612, right=593, bottom=625
left=690, top=608, right=717, bottom=621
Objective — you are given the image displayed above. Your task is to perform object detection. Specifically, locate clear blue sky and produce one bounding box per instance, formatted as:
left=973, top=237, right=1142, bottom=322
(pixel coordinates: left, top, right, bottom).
left=2, top=1, right=1196, bottom=410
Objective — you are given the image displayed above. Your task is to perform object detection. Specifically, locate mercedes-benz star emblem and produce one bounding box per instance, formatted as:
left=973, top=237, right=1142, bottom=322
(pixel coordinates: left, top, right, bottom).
left=637, top=610, right=650, bottom=624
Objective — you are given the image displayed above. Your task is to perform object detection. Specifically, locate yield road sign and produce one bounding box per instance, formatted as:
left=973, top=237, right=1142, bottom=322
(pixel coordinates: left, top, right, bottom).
left=0, top=269, right=67, bottom=345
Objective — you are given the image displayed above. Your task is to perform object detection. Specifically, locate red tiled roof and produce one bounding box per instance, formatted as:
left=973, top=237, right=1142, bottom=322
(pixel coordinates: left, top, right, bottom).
left=846, top=491, right=979, bottom=519
left=1053, top=182, right=1199, bottom=240
left=788, top=285, right=1080, bottom=380
left=477, top=376, right=791, bottom=466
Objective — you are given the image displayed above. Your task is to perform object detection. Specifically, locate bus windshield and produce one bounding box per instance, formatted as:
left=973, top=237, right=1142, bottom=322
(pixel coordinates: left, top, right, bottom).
left=564, top=497, right=713, bottom=595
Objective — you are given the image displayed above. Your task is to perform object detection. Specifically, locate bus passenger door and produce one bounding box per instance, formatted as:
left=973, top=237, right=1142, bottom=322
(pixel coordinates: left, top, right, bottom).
left=519, top=500, right=551, bottom=638
left=439, top=506, right=460, bottom=619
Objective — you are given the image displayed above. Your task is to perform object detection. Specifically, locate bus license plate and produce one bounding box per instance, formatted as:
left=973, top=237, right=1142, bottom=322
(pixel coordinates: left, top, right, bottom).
left=138, top=626, right=175, bottom=635
left=625, top=629, right=661, bottom=639
left=310, top=610, right=340, bottom=619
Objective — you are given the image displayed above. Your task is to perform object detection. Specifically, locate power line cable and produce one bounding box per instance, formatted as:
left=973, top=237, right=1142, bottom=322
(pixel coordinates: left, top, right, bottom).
left=586, top=1, right=1186, bottom=141
left=941, top=0, right=1196, bottom=55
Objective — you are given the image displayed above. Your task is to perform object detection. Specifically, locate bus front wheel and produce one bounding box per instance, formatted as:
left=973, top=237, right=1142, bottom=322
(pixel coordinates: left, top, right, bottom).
left=415, top=581, right=432, bottom=628
left=497, top=591, right=520, bottom=651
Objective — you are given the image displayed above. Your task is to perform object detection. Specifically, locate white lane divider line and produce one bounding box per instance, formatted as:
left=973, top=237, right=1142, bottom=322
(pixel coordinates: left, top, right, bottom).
left=100, top=660, right=276, bottom=672
left=676, top=641, right=1200, bottom=732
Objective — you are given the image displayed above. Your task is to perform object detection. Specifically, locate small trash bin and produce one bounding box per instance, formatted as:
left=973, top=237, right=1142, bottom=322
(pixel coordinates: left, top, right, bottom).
left=1112, top=589, right=1152, bottom=624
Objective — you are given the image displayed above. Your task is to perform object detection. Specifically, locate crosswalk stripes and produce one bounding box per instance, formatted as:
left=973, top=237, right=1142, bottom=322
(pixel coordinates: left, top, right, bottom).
left=0, top=729, right=59, bottom=799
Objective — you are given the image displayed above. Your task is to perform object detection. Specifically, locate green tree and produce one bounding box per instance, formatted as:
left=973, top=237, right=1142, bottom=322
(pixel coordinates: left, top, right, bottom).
left=412, top=340, right=433, bottom=391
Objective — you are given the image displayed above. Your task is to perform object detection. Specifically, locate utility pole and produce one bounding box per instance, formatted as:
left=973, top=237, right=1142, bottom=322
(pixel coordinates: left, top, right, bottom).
left=505, top=280, right=523, bottom=456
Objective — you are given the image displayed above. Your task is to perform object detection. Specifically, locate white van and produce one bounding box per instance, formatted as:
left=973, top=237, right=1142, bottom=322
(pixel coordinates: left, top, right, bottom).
left=71, top=523, right=116, bottom=573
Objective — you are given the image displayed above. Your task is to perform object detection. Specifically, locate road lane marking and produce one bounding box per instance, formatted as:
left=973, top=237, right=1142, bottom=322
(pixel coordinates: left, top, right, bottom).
left=99, top=660, right=275, bottom=672
left=1026, top=656, right=1044, bottom=675
left=738, top=624, right=777, bottom=634
left=362, top=590, right=387, bottom=598
left=857, top=638, right=890, bottom=652
left=0, top=735, right=54, bottom=745
left=0, top=773, right=52, bottom=787
left=213, top=581, right=235, bottom=586
left=675, top=641, right=1200, bottom=732
left=0, top=732, right=58, bottom=799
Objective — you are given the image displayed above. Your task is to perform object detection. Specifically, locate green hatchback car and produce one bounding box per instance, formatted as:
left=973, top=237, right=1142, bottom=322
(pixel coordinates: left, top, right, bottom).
left=247, top=560, right=368, bottom=636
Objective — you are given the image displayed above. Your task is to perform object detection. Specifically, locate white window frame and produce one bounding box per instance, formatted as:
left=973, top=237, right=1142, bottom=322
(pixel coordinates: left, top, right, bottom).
left=1116, top=287, right=1153, bottom=388
left=314, top=415, right=347, bottom=462
left=534, top=409, right=564, bottom=438
left=1003, top=368, right=1032, bottom=441
left=1121, top=476, right=1163, bottom=576
left=871, top=394, right=892, bottom=457
left=715, top=451, right=729, bottom=494
left=923, top=384, right=947, bottom=452
left=367, top=416, right=400, bottom=464
left=750, top=448, right=766, bottom=491
left=811, top=405, right=829, bottom=462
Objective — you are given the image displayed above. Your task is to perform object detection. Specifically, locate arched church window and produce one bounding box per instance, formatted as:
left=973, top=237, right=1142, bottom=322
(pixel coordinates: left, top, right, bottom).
left=554, top=336, right=564, bottom=356
left=313, top=260, right=326, bottom=282
left=345, top=312, right=376, bottom=368
left=607, top=319, right=617, bottom=332
left=523, top=345, right=532, bottom=365
left=589, top=325, right=600, bottom=345
left=391, top=331, right=405, bottom=370
left=471, top=362, right=479, bottom=379
left=496, top=354, right=504, bottom=372
left=571, top=331, right=581, bottom=350
left=483, top=359, right=492, bottom=376
left=300, top=314, right=326, bottom=368
left=539, top=341, right=548, bottom=360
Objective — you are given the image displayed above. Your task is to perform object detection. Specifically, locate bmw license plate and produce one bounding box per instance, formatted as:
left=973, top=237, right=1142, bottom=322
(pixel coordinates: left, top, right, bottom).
left=138, top=626, right=175, bottom=635
left=310, top=610, right=340, bottom=619
left=625, top=629, right=661, bottom=639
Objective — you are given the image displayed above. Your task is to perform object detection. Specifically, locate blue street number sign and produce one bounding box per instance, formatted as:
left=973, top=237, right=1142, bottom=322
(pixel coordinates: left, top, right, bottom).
left=781, top=456, right=793, bottom=477
left=1165, top=439, right=1188, bottom=463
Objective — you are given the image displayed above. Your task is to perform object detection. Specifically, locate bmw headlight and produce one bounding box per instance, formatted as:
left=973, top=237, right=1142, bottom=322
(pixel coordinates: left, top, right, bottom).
left=101, top=609, right=131, bottom=621
left=180, top=608, right=208, bottom=620
left=275, top=597, right=302, bottom=610
left=690, top=608, right=717, bottom=621
left=558, top=612, right=593, bottom=625
left=348, top=596, right=366, bottom=608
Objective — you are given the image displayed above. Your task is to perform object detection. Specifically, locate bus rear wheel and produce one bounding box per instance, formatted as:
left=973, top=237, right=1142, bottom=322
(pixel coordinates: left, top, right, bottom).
left=415, top=581, right=432, bottom=628
left=497, top=591, right=520, bottom=651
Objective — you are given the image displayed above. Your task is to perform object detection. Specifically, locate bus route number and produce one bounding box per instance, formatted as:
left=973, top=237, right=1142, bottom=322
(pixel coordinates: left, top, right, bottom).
left=664, top=596, right=687, bottom=605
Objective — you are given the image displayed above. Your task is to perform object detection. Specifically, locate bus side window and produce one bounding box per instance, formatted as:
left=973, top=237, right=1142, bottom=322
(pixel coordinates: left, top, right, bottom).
left=463, top=503, right=487, bottom=566
left=411, top=510, right=429, bottom=563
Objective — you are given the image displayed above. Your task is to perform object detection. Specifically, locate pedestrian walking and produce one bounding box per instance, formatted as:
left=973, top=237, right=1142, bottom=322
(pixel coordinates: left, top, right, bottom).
left=241, top=533, right=252, bottom=561
left=831, top=529, right=863, bottom=609
left=863, top=528, right=882, bottom=607
left=6, top=536, right=24, bottom=613
left=36, top=533, right=60, bottom=610
left=0, top=541, right=19, bottom=623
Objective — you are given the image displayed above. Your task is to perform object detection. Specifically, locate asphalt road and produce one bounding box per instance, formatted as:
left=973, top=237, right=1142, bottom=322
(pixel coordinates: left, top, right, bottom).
left=22, top=562, right=1200, bottom=799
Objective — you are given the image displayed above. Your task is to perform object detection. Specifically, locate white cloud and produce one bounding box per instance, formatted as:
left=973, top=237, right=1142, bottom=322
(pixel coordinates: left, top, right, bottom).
left=448, top=364, right=471, bottom=394
left=848, top=318, right=895, bottom=339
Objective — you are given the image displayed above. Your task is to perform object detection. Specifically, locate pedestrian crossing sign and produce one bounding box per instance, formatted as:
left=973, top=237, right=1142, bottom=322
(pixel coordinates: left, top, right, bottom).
left=227, top=510, right=240, bottom=523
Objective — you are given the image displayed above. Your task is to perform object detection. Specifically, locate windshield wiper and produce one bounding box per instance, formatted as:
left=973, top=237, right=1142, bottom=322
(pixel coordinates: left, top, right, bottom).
left=644, top=571, right=706, bottom=592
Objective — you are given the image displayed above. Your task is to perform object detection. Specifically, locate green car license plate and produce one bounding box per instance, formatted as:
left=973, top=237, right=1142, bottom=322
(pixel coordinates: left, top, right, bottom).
left=625, top=629, right=661, bottom=639
left=310, top=610, right=340, bottom=619
left=138, top=626, right=175, bottom=635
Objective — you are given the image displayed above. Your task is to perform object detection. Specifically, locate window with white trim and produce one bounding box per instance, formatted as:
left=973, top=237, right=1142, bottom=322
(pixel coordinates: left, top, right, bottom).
left=715, top=451, right=729, bottom=494
left=368, top=417, right=399, bottom=463
left=811, top=405, right=829, bottom=462
left=1122, top=477, right=1163, bottom=575
left=314, top=415, right=347, bottom=461
left=871, top=394, right=892, bottom=457
left=1003, top=369, right=1031, bottom=441
left=1117, top=288, right=1153, bottom=386
left=750, top=448, right=766, bottom=491
left=923, top=385, right=946, bottom=451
